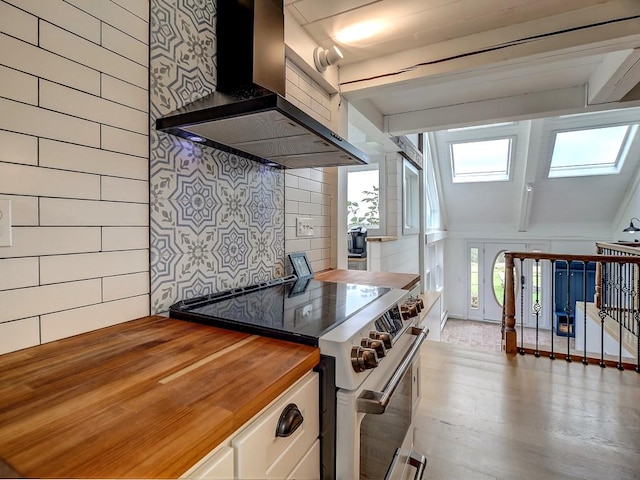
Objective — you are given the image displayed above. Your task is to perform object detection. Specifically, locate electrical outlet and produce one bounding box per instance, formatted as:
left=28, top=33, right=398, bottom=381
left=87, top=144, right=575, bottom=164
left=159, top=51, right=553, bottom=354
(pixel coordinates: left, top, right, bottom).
left=296, top=217, right=314, bottom=237
left=0, top=199, right=12, bottom=247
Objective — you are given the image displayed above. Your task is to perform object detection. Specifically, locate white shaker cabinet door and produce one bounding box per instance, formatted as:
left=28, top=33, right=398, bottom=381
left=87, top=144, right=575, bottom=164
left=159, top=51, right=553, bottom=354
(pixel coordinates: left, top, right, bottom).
left=286, top=439, right=320, bottom=480
left=183, top=445, right=234, bottom=479
left=233, top=371, right=319, bottom=479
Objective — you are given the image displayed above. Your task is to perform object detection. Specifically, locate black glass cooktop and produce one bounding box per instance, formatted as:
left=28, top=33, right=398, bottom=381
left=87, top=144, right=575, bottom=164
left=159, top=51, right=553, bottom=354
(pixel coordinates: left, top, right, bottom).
left=169, top=276, right=390, bottom=346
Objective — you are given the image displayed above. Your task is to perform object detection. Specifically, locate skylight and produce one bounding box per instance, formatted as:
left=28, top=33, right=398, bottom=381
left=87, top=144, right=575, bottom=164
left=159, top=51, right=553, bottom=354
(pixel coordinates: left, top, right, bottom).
left=450, top=138, right=512, bottom=183
left=548, top=124, right=636, bottom=178
left=448, top=122, right=516, bottom=132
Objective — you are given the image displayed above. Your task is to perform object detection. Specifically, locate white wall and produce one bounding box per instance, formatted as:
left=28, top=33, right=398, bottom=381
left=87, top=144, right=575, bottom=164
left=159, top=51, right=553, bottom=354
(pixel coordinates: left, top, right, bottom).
left=366, top=153, right=420, bottom=274
left=283, top=60, right=338, bottom=273
left=0, top=0, right=150, bottom=355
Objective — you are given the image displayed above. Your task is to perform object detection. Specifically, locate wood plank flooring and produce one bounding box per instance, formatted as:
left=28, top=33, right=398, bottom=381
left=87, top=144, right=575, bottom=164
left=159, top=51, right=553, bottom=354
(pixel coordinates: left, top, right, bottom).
left=414, top=341, right=640, bottom=480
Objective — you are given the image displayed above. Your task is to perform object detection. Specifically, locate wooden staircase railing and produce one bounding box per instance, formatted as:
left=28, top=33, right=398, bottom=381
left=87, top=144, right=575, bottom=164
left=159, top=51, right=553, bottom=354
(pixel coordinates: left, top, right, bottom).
left=503, top=249, right=640, bottom=372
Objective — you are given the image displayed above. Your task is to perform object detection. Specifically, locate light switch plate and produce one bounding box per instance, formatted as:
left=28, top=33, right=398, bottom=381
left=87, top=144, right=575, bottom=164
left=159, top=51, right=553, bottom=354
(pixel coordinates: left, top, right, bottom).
left=296, top=217, right=314, bottom=237
left=0, top=200, right=12, bottom=247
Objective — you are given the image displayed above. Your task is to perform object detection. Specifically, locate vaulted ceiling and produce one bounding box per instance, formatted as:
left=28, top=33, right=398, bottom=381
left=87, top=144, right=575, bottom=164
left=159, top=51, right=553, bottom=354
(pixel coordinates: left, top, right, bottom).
left=285, top=0, right=640, bottom=238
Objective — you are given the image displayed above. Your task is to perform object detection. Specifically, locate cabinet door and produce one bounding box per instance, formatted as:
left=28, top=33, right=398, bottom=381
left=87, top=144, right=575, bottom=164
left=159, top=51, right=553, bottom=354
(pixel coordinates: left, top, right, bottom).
left=184, top=446, right=234, bottom=480
left=233, top=372, right=319, bottom=479
left=286, top=439, right=320, bottom=480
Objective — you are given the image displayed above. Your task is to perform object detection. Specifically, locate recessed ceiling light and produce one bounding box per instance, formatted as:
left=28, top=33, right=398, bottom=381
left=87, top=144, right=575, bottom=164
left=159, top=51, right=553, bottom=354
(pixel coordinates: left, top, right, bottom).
left=336, top=20, right=386, bottom=44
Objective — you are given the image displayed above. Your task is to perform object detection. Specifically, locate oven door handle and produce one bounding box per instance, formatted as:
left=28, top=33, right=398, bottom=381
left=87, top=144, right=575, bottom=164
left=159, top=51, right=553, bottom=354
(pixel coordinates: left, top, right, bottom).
left=357, top=326, right=429, bottom=414
left=384, top=449, right=427, bottom=480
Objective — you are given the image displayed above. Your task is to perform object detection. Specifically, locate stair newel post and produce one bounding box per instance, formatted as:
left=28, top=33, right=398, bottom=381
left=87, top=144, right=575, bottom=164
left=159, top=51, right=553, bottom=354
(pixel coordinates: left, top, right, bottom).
left=504, top=252, right=517, bottom=353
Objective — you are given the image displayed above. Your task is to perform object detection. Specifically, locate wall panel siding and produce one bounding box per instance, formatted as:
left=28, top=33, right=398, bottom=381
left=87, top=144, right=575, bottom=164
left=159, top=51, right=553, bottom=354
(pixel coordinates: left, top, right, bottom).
left=0, top=0, right=150, bottom=354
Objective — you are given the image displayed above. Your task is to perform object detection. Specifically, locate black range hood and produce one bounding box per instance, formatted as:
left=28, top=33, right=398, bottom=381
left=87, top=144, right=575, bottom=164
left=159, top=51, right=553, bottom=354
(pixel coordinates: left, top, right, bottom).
left=155, top=0, right=369, bottom=169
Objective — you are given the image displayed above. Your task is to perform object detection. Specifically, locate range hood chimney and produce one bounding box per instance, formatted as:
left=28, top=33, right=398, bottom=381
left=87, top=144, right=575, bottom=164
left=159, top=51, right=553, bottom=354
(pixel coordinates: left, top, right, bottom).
left=155, top=0, right=368, bottom=169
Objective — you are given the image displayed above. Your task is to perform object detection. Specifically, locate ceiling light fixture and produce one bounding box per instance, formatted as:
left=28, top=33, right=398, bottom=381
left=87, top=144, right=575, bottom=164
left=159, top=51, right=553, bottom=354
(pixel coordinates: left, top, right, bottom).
left=336, top=20, right=385, bottom=44
left=623, top=217, right=640, bottom=233
left=313, top=45, right=344, bottom=72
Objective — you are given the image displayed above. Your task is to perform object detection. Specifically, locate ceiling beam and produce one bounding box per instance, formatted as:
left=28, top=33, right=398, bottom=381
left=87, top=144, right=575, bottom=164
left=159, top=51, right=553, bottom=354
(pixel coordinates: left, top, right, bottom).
left=588, top=48, right=640, bottom=104
left=384, top=86, right=586, bottom=135
left=338, top=4, right=640, bottom=99
left=516, top=120, right=543, bottom=232
left=425, top=132, right=448, bottom=231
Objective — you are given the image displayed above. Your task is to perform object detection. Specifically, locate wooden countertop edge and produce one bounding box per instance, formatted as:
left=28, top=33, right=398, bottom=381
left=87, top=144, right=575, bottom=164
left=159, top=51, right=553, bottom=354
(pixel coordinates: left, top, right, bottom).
left=314, top=269, right=419, bottom=291
left=366, top=236, right=398, bottom=242
left=0, top=316, right=320, bottom=479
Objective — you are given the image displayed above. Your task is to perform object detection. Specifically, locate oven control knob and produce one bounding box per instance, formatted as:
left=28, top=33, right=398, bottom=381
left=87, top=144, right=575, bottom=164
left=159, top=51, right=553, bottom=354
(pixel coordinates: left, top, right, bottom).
left=351, top=346, right=379, bottom=372
left=361, top=337, right=387, bottom=358
left=369, top=331, right=392, bottom=349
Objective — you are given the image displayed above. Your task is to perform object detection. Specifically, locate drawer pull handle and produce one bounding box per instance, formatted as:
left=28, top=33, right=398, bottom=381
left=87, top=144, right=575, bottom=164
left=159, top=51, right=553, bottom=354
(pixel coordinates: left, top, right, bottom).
left=275, top=403, right=303, bottom=437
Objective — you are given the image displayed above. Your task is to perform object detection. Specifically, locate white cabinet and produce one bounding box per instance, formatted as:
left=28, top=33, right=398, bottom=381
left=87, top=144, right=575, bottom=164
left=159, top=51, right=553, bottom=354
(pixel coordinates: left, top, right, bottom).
left=233, top=371, right=319, bottom=479
left=182, top=371, right=319, bottom=480
left=184, top=445, right=234, bottom=479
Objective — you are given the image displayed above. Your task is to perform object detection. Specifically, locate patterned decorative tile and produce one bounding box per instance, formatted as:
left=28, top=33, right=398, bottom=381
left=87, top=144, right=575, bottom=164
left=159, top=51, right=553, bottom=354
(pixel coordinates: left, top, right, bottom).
left=149, top=0, right=285, bottom=314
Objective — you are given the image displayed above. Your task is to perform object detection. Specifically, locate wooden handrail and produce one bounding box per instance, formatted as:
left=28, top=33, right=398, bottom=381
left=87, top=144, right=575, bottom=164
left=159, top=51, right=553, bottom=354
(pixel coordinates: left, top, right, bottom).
left=503, top=251, right=640, bottom=354
left=596, top=242, right=640, bottom=256
left=505, top=252, right=640, bottom=264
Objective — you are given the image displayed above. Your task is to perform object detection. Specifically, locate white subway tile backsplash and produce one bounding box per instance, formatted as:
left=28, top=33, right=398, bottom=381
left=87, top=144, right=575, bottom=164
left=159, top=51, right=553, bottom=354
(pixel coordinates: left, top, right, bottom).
left=41, top=295, right=149, bottom=343
left=0, top=1, right=37, bottom=44
left=298, top=202, right=321, bottom=215
left=39, top=139, right=148, bottom=180
left=101, top=177, right=148, bottom=203
left=103, top=271, right=149, bottom=302
left=286, top=80, right=311, bottom=109
left=102, top=23, right=147, bottom=66
left=0, top=317, right=39, bottom=355
left=40, top=80, right=148, bottom=135
left=0, top=227, right=101, bottom=258
left=0, top=130, right=37, bottom=166
left=40, top=250, right=148, bottom=284
left=102, top=227, right=149, bottom=251
left=0, top=279, right=102, bottom=323
left=0, top=162, right=100, bottom=199
left=284, top=200, right=299, bottom=213
left=0, top=258, right=39, bottom=290
left=0, top=195, right=38, bottom=225
left=40, top=22, right=147, bottom=89
left=284, top=174, right=299, bottom=188
left=40, top=198, right=148, bottom=226
left=310, top=237, right=330, bottom=250
left=0, top=32, right=100, bottom=95
left=4, top=0, right=101, bottom=43
left=102, top=125, right=148, bottom=157
left=101, top=74, right=148, bottom=112
left=287, top=168, right=312, bottom=180
left=64, top=0, right=149, bottom=44
left=310, top=192, right=330, bottom=205
left=0, top=0, right=150, bottom=353
left=0, top=65, right=37, bottom=105
left=110, top=0, right=149, bottom=21
left=285, top=238, right=312, bottom=253
left=299, top=177, right=322, bottom=193
left=285, top=187, right=311, bottom=203
left=0, top=98, right=100, bottom=147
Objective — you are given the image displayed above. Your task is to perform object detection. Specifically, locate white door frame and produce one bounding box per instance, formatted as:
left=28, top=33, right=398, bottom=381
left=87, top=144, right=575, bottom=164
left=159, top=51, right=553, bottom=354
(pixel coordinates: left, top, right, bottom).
left=467, top=242, right=551, bottom=328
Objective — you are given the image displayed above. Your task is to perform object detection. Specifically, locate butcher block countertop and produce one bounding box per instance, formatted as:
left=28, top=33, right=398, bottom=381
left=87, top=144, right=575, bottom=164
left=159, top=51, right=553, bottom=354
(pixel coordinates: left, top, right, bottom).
left=315, top=269, right=419, bottom=291
left=0, top=315, right=319, bottom=479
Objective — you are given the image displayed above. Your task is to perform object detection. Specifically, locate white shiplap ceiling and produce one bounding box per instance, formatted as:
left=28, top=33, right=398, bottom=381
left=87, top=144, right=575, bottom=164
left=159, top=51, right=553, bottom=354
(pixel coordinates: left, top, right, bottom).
left=286, top=0, right=640, bottom=237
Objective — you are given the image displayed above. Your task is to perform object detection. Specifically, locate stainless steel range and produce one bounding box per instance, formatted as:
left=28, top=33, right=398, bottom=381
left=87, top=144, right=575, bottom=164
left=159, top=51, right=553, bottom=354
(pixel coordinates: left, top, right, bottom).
left=170, top=274, right=428, bottom=480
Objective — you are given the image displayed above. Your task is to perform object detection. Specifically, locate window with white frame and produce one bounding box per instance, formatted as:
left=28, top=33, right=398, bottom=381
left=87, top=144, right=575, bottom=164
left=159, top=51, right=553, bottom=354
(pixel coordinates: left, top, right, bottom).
left=548, top=124, right=637, bottom=178
left=347, top=162, right=384, bottom=233
left=450, top=137, right=513, bottom=183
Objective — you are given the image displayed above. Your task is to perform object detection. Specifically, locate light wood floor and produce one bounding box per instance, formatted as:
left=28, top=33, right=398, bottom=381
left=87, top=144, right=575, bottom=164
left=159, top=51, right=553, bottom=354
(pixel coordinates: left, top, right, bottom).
left=414, top=340, right=640, bottom=480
